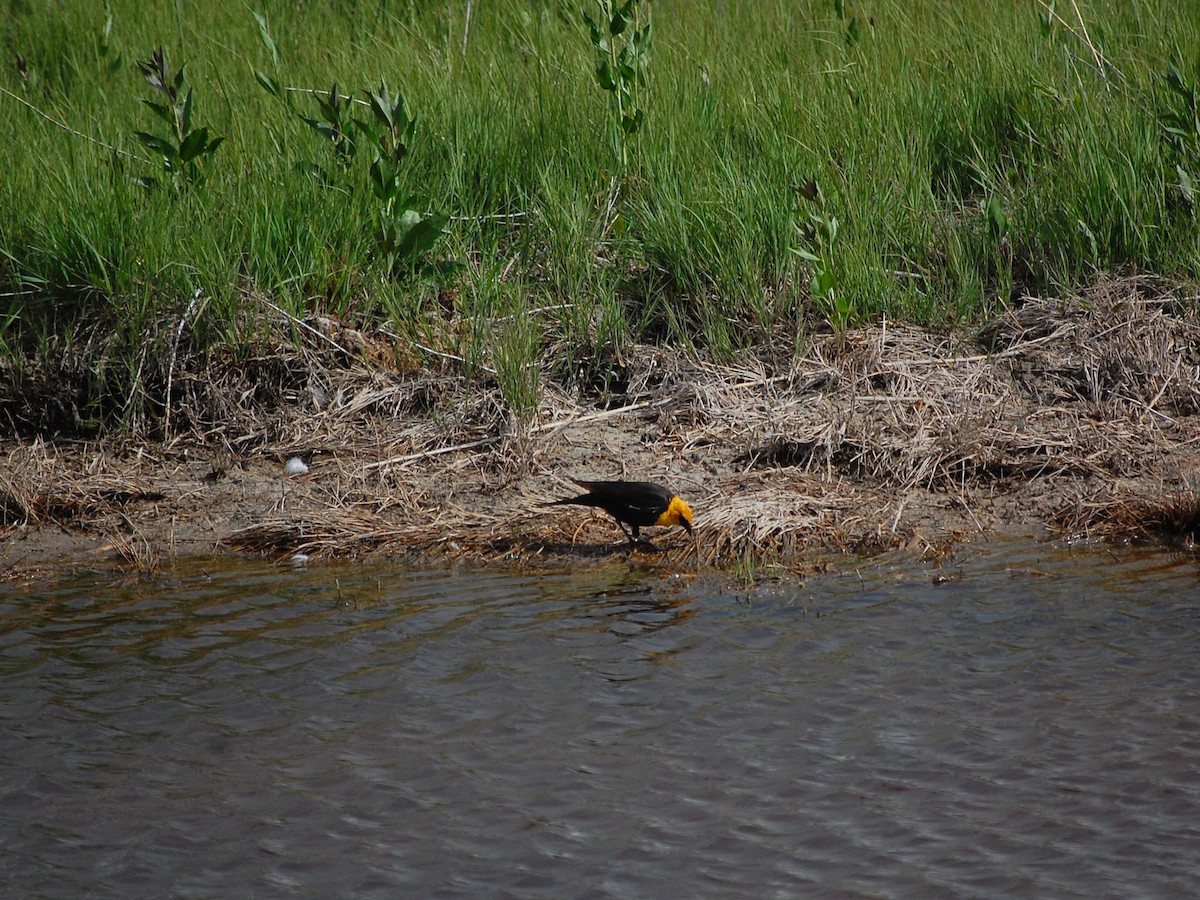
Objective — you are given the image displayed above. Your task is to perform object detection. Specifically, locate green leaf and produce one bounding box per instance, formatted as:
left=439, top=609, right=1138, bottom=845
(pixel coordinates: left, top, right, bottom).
left=1076, top=219, right=1099, bottom=259
left=352, top=114, right=377, bottom=146
left=792, top=247, right=821, bottom=263
left=134, top=131, right=177, bottom=159
left=985, top=196, right=1008, bottom=239
left=846, top=16, right=860, bottom=45
left=582, top=11, right=601, bottom=46
left=318, top=84, right=343, bottom=122
left=299, top=115, right=325, bottom=136
left=1177, top=164, right=1195, bottom=209
left=394, top=212, right=448, bottom=263
left=610, top=9, right=627, bottom=36
left=140, top=98, right=174, bottom=127
left=369, top=158, right=397, bottom=202
left=367, top=95, right=389, bottom=132
left=178, top=87, right=193, bottom=136
left=595, top=59, right=616, bottom=91
left=252, top=10, right=280, bottom=69
left=369, top=83, right=395, bottom=130
left=393, top=207, right=422, bottom=233
left=1165, top=63, right=1189, bottom=99
left=254, top=69, right=280, bottom=96
left=375, top=219, right=398, bottom=252
left=179, top=127, right=209, bottom=162
left=369, top=157, right=386, bottom=192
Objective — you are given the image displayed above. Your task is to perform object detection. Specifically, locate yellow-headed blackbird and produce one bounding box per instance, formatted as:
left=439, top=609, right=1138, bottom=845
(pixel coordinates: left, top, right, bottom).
left=551, top=478, right=694, bottom=546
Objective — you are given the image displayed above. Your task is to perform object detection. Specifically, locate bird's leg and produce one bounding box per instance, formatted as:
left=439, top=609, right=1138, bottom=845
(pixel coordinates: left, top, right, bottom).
left=627, top=523, right=664, bottom=552
left=611, top=519, right=662, bottom=552
left=613, top=519, right=636, bottom=544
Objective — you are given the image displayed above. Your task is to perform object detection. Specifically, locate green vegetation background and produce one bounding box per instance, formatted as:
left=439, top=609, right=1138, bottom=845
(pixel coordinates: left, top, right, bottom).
left=1, top=0, right=1198, bottom=433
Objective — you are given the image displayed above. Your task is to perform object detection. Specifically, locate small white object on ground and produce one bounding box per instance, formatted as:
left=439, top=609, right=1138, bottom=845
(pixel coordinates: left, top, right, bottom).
left=284, top=457, right=309, bottom=476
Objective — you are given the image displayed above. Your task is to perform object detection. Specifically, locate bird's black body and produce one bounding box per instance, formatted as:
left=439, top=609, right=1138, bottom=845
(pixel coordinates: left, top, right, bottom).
left=551, top=478, right=693, bottom=546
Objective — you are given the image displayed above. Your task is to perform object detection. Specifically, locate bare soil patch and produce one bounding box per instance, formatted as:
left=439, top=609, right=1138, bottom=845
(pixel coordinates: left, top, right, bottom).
left=4, top=276, right=1200, bottom=580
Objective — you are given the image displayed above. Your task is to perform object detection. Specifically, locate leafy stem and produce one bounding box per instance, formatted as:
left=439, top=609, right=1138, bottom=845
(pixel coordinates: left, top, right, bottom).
left=792, top=179, right=852, bottom=335
left=133, top=48, right=224, bottom=191
left=582, top=0, right=652, bottom=173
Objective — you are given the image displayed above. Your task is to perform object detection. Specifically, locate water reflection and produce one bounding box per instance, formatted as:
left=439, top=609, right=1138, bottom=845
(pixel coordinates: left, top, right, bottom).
left=2, top=544, right=1199, bottom=896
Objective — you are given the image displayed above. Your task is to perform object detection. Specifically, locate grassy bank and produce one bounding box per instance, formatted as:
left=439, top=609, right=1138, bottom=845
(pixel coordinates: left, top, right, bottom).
left=2, top=0, right=1199, bottom=435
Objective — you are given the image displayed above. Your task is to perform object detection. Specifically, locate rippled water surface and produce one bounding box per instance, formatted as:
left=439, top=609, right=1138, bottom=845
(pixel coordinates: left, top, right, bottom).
left=3, top=543, right=1200, bottom=897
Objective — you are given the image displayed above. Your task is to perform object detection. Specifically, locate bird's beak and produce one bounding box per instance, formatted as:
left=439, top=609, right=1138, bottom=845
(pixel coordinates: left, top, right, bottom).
left=683, top=519, right=693, bottom=535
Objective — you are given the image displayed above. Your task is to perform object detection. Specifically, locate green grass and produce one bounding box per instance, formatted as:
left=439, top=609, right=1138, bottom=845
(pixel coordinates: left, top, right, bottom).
left=2, top=0, right=1199, bottom=433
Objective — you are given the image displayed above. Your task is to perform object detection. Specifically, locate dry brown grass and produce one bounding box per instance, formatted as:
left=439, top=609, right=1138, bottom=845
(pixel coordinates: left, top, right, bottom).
left=219, top=276, right=1200, bottom=564
left=6, top=276, right=1200, bottom=570
left=1, top=440, right=166, bottom=527
left=1055, top=473, right=1200, bottom=544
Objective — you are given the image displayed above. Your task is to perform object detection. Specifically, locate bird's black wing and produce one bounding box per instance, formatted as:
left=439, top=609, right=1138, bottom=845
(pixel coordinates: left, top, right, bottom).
left=570, top=481, right=672, bottom=524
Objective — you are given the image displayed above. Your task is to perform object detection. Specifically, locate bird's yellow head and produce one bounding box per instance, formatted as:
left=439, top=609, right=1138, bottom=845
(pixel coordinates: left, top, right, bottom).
left=656, top=495, right=694, bottom=533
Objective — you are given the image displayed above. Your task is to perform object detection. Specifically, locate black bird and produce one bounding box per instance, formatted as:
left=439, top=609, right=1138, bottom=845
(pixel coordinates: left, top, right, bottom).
left=550, top=478, right=694, bottom=546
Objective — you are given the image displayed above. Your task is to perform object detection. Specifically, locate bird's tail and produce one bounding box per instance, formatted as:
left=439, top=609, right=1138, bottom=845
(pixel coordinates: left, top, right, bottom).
left=542, top=477, right=592, bottom=508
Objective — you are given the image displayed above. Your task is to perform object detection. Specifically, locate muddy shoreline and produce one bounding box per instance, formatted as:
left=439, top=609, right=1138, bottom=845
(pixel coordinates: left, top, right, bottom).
left=4, top=279, right=1200, bottom=580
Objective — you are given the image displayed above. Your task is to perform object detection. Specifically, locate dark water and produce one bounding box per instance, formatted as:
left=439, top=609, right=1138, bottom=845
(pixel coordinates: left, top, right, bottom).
left=2, top=543, right=1199, bottom=897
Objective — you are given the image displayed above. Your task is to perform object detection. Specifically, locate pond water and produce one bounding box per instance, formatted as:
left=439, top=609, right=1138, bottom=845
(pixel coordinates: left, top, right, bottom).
left=2, top=542, right=1199, bottom=897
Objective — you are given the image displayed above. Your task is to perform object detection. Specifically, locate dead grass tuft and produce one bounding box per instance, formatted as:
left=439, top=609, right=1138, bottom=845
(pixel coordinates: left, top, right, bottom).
left=1, top=442, right=166, bottom=529
left=980, top=274, right=1200, bottom=417
left=1056, top=473, right=1200, bottom=545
